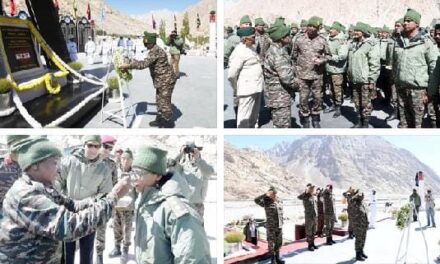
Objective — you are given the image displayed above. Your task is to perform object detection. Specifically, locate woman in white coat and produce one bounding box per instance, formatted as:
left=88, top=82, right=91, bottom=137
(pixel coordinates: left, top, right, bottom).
left=227, top=27, right=264, bottom=128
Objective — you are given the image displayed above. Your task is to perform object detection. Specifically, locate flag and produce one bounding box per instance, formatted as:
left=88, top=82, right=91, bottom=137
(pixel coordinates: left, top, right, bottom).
left=53, top=0, right=60, bottom=13
left=86, top=3, right=91, bottom=20
left=174, top=14, right=177, bottom=31
left=9, top=0, right=16, bottom=17
left=73, top=0, right=78, bottom=18
left=152, top=14, right=156, bottom=30
left=196, top=13, right=201, bottom=29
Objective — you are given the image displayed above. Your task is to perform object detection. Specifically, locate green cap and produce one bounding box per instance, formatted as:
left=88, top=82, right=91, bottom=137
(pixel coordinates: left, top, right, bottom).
left=353, top=22, right=370, bottom=35
left=237, top=27, right=255, bottom=37
left=330, top=21, right=344, bottom=32
left=404, top=8, right=421, bottom=24
left=308, top=16, right=323, bottom=27
left=268, top=186, right=277, bottom=193
left=121, top=148, right=134, bottom=159
left=268, top=23, right=290, bottom=41
left=273, top=17, right=286, bottom=26
left=6, top=135, right=29, bottom=147
left=254, top=18, right=265, bottom=26
left=240, top=15, right=252, bottom=25
left=395, top=18, right=404, bottom=25
left=143, top=31, right=157, bottom=44
left=17, top=137, right=62, bottom=170
left=82, top=135, right=101, bottom=144
left=290, top=22, right=298, bottom=29
left=133, top=146, right=167, bottom=176
left=300, top=19, right=307, bottom=27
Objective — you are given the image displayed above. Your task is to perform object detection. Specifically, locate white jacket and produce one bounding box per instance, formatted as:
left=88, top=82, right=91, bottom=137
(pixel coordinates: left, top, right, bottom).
left=85, top=40, right=96, bottom=54
left=228, top=42, right=264, bottom=96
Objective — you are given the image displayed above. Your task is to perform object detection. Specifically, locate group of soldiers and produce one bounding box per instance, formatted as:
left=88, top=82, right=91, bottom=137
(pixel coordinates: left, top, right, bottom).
left=226, top=8, right=440, bottom=128
left=255, top=184, right=369, bottom=263
left=0, top=135, right=214, bottom=263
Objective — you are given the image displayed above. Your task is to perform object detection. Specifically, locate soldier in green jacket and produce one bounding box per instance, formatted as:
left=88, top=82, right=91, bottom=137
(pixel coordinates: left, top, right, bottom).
left=168, top=30, right=185, bottom=78
left=326, top=21, right=349, bottom=117
left=392, top=9, right=439, bottom=128
left=347, top=22, right=380, bottom=128
left=132, top=146, right=211, bottom=263
left=298, top=184, right=318, bottom=251
left=350, top=190, right=369, bottom=261
left=0, top=137, right=130, bottom=263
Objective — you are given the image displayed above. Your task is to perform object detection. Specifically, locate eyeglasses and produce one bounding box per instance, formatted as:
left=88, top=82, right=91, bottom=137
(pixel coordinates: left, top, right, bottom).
left=86, top=143, right=101, bottom=149
left=103, top=144, right=114, bottom=151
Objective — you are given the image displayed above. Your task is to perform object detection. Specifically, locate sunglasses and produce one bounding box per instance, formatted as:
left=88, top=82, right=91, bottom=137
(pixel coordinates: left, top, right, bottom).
left=86, top=143, right=101, bottom=149
left=103, top=144, right=114, bottom=150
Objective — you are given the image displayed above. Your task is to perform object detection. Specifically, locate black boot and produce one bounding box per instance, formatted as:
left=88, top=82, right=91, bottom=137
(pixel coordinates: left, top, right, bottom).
left=356, top=251, right=365, bottom=261
left=361, top=250, right=368, bottom=259
left=275, top=251, right=285, bottom=264
left=362, top=117, right=369, bottom=128
left=160, top=119, right=175, bottom=128
left=386, top=108, right=398, bottom=121
left=333, top=106, right=341, bottom=118
left=96, top=255, right=103, bottom=264
left=348, top=231, right=354, bottom=239
left=301, top=116, right=311, bottom=128
left=324, top=105, right=335, bottom=113
left=312, top=115, right=321, bottom=128
left=329, top=235, right=336, bottom=244
left=108, top=245, right=121, bottom=257
left=312, top=242, right=318, bottom=249
left=307, top=243, right=315, bottom=251
left=270, top=253, right=277, bottom=264
left=326, top=236, right=332, bottom=245
left=149, top=118, right=163, bottom=127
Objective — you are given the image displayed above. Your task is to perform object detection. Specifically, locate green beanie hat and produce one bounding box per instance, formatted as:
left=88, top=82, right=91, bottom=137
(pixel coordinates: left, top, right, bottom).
left=143, top=31, right=157, bottom=44
left=308, top=16, right=323, bottom=27
left=17, top=137, right=62, bottom=170
left=121, top=148, right=133, bottom=159
left=290, top=22, right=298, bottom=29
left=330, top=21, right=344, bottom=32
left=254, top=18, right=265, bottom=26
left=82, top=135, right=101, bottom=144
left=237, top=27, right=255, bottom=37
left=404, top=8, right=421, bottom=24
left=268, top=186, right=277, bottom=193
left=273, top=17, right=286, bottom=26
left=240, top=15, right=252, bottom=25
left=380, top=25, right=391, bottom=33
left=395, top=18, right=404, bottom=25
left=300, top=19, right=307, bottom=27
left=133, top=146, right=167, bottom=175
left=268, top=24, right=290, bottom=41
left=353, top=22, right=369, bottom=35
left=6, top=135, right=29, bottom=147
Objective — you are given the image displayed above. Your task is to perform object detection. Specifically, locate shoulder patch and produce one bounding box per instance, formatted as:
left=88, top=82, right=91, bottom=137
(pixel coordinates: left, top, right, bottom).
left=166, top=196, right=189, bottom=219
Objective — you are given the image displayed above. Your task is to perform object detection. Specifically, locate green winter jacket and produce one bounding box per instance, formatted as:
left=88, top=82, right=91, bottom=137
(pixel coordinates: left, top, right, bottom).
left=392, top=31, right=439, bottom=93
left=326, top=33, right=348, bottom=74
left=134, top=171, right=211, bottom=264
left=169, top=36, right=184, bottom=55
left=55, top=148, right=113, bottom=200
left=347, top=38, right=380, bottom=84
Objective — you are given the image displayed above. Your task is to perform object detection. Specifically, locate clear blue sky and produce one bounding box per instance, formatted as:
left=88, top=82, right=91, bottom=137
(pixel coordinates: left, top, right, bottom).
left=105, top=0, right=201, bottom=15
left=225, top=135, right=440, bottom=175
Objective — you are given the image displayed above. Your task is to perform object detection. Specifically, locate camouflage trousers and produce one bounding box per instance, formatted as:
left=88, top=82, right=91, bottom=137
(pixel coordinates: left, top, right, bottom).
left=113, top=210, right=134, bottom=248
left=298, top=78, right=323, bottom=117
left=348, top=212, right=353, bottom=233
left=329, top=74, right=344, bottom=106
left=354, top=226, right=367, bottom=251
left=95, top=223, right=107, bottom=255
left=170, top=54, right=180, bottom=76
left=266, top=227, right=283, bottom=254
left=397, top=87, right=426, bottom=128
left=194, top=203, right=205, bottom=223
left=317, top=212, right=324, bottom=235
left=237, top=93, right=262, bottom=128
left=156, top=84, right=175, bottom=122
left=305, top=216, right=316, bottom=244
left=426, top=96, right=438, bottom=125
left=353, top=83, right=373, bottom=119
left=270, top=106, right=291, bottom=128
left=323, top=214, right=335, bottom=237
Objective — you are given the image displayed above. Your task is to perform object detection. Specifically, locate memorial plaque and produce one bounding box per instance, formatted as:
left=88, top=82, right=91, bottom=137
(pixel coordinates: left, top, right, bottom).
left=0, top=26, right=40, bottom=72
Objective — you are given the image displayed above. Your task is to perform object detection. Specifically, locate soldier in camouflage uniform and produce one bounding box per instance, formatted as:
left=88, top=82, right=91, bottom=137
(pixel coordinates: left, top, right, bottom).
left=347, top=22, right=380, bottom=128
left=392, top=9, right=439, bottom=128
left=0, top=135, right=28, bottom=220
left=350, top=190, right=369, bottom=261
left=0, top=137, right=130, bottom=264
left=255, top=18, right=272, bottom=64
left=343, top=187, right=355, bottom=239
left=109, top=149, right=137, bottom=263
left=297, top=184, right=318, bottom=251
left=316, top=188, right=325, bottom=237
left=322, top=184, right=336, bottom=245
left=120, top=32, right=176, bottom=128
left=264, top=23, right=296, bottom=128
left=95, top=135, right=118, bottom=264
left=255, top=186, right=284, bottom=264
left=292, top=16, right=332, bottom=128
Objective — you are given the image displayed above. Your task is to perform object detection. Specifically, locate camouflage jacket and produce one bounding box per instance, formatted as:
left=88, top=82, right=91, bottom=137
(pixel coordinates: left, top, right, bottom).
left=129, top=44, right=176, bottom=88
left=0, top=157, right=21, bottom=211
left=350, top=192, right=369, bottom=229
left=292, top=33, right=331, bottom=80
left=0, top=174, right=116, bottom=263
left=255, top=31, right=271, bottom=63
left=343, top=190, right=355, bottom=214
left=263, top=42, right=296, bottom=108
left=297, top=192, right=317, bottom=219
left=322, top=189, right=335, bottom=216
left=254, top=194, right=283, bottom=229
left=103, top=158, right=118, bottom=186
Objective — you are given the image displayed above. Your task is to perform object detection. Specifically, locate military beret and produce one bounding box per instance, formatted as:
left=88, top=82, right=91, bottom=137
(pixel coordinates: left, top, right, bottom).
left=83, top=135, right=101, bottom=144
left=404, top=8, right=421, bottom=24
left=237, top=27, right=255, bottom=37
left=268, top=23, right=290, bottom=41
left=143, top=31, right=157, bottom=44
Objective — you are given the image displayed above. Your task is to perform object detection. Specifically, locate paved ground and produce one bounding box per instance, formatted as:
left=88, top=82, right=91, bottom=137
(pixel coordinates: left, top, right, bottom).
left=224, top=69, right=411, bottom=128
left=75, top=53, right=217, bottom=128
